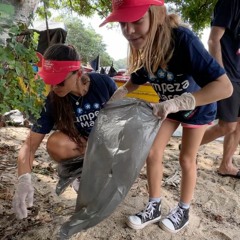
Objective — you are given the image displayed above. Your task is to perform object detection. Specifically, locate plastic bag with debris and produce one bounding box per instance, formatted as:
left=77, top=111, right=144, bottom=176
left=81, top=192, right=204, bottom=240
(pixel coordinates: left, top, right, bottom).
left=59, top=98, right=161, bottom=239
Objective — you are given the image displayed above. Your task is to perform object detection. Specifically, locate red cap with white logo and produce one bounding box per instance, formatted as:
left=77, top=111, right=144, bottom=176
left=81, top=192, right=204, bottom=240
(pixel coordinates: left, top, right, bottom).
left=99, top=0, right=164, bottom=27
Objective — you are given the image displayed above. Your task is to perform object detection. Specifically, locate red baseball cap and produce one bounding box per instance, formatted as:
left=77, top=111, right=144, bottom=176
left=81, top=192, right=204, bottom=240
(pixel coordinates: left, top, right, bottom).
left=38, top=58, right=81, bottom=85
left=99, top=0, right=164, bottom=27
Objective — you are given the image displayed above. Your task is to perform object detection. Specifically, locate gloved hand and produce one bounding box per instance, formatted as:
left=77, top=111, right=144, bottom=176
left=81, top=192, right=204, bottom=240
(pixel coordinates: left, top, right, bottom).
left=152, top=92, right=196, bottom=119
left=12, top=173, right=34, bottom=219
left=108, top=86, right=128, bottom=102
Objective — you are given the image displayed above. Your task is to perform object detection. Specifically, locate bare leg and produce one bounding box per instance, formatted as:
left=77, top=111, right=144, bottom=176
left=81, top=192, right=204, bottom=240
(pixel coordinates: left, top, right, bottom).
left=180, top=126, right=207, bottom=203
left=201, top=119, right=240, bottom=176
left=158, top=125, right=207, bottom=234
left=219, top=122, right=240, bottom=175
left=46, top=131, right=87, bottom=162
left=147, top=119, right=179, bottom=198
left=201, top=120, right=237, bottom=145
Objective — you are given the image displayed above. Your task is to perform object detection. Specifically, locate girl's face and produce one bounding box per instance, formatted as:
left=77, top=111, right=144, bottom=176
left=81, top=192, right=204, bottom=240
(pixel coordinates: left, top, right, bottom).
left=51, top=71, right=79, bottom=97
left=120, top=11, right=150, bottom=50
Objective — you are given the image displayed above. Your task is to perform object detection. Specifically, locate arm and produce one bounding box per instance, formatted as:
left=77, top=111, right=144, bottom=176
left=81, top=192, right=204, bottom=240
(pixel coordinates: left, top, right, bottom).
left=153, top=26, right=232, bottom=120
left=13, top=130, right=45, bottom=219
left=153, top=74, right=232, bottom=120
left=208, top=26, right=226, bottom=67
left=108, top=79, right=139, bottom=102
left=192, top=74, right=232, bottom=107
left=18, top=130, right=45, bottom=176
left=124, top=79, right=140, bottom=92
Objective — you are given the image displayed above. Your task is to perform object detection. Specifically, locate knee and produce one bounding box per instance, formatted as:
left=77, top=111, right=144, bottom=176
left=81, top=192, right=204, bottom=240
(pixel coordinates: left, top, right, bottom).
left=219, top=123, right=237, bottom=135
left=147, top=148, right=162, bottom=166
left=47, top=133, right=63, bottom=152
left=179, top=156, right=196, bottom=171
left=46, top=133, right=70, bottom=161
left=223, top=126, right=236, bottom=134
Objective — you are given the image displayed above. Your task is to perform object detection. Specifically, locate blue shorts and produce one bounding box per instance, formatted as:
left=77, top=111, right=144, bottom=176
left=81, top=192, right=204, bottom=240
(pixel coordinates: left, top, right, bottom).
left=167, top=118, right=212, bottom=128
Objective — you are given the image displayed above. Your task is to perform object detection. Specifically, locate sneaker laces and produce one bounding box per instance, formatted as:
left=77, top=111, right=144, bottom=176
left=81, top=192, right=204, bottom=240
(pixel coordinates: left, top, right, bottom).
left=138, top=201, right=158, bottom=221
left=167, top=206, right=184, bottom=226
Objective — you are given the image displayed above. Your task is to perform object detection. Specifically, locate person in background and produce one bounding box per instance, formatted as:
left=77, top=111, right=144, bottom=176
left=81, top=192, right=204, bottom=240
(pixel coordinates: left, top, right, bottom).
left=101, top=0, right=232, bottom=233
left=12, top=44, right=117, bottom=219
left=200, top=0, right=240, bottom=179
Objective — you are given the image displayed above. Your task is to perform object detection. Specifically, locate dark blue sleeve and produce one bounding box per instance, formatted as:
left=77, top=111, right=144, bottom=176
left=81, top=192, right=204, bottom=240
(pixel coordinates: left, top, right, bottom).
left=185, top=36, right=226, bottom=87
left=89, top=73, right=117, bottom=99
left=130, top=67, right=149, bottom=85
left=102, top=74, right=118, bottom=96
left=31, top=95, right=55, bottom=134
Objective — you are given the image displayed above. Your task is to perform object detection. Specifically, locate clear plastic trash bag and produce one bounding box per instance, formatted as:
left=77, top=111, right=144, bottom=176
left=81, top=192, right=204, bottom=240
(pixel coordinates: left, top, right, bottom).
left=59, top=98, right=161, bottom=239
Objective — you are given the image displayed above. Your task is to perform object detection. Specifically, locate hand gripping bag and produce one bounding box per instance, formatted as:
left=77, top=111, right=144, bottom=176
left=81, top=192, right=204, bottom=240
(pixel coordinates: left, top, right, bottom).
left=60, top=98, right=161, bottom=239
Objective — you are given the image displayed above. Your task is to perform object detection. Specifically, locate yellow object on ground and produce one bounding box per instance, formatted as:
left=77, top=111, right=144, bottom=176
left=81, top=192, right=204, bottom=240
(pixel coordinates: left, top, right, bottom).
left=113, top=76, right=159, bottom=103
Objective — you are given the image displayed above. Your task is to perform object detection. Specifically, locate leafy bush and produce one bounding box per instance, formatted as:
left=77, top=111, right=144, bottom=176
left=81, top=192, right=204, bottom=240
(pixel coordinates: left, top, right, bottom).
left=0, top=22, right=46, bottom=121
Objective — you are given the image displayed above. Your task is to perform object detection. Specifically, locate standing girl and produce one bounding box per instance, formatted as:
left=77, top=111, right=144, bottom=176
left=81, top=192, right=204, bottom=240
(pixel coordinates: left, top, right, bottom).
left=101, top=0, right=232, bottom=233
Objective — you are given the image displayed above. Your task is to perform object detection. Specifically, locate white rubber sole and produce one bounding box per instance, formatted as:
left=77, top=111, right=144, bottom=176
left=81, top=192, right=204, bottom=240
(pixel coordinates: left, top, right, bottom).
left=159, top=220, right=189, bottom=233
left=126, top=215, right=161, bottom=230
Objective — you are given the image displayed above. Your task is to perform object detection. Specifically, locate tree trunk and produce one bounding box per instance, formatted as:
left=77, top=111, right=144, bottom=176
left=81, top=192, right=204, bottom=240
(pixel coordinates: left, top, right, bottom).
left=0, top=0, right=40, bottom=45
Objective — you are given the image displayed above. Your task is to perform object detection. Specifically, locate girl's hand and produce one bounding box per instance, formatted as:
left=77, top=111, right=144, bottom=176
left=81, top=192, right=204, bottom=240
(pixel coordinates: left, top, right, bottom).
left=152, top=93, right=196, bottom=119
left=12, top=173, right=34, bottom=219
left=108, top=86, right=128, bottom=102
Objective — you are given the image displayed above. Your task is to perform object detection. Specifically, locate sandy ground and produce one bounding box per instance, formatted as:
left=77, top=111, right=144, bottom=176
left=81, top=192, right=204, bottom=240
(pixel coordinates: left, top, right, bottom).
left=0, top=126, right=240, bottom=240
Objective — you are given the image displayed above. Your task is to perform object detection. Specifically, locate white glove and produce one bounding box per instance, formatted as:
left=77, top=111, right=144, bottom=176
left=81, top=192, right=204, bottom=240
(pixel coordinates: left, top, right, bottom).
left=109, top=86, right=128, bottom=102
left=152, top=92, right=196, bottom=119
left=12, top=173, right=34, bottom=219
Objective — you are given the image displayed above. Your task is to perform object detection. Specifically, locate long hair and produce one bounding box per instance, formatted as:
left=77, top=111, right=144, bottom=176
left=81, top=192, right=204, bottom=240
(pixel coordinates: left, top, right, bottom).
left=128, top=5, right=183, bottom=76
left=43, top=44, right=85, bottom=147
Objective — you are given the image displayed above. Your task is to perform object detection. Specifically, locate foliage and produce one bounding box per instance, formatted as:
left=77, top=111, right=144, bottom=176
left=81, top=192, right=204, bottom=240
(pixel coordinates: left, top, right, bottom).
left=62, top=17, right=113, bottom=66
left=167, top=0, right=218, bottom=34
left=36, top=0, right=112, bottom=20
left=41, top=0, right=218, bottom=35
left=114, top=58, right=128, bottom=70
left=0, top=22, right=46, bottom=119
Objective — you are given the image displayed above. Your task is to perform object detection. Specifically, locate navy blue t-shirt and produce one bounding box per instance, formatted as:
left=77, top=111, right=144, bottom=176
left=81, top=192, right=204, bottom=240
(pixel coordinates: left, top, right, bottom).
left=32, top=73, right=117, bottom=135
left=211, top=0, right=240, bottom=82
left=131, top=27, right=225, bottom=125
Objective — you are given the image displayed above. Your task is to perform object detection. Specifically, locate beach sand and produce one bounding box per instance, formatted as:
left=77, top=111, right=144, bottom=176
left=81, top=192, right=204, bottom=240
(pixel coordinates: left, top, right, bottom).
left=0, top=126, right=239, bottom=240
